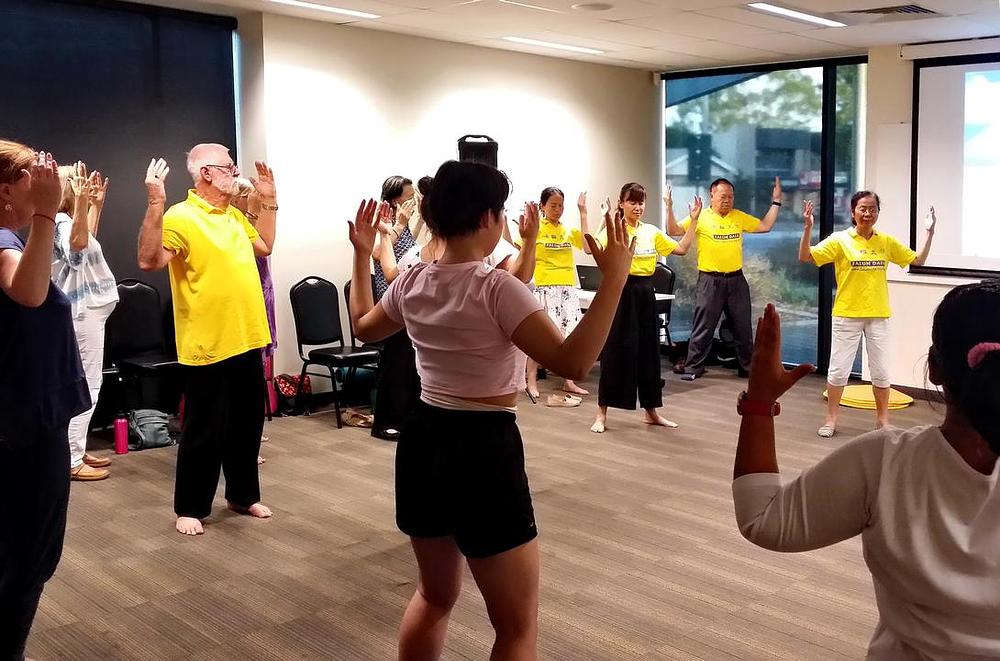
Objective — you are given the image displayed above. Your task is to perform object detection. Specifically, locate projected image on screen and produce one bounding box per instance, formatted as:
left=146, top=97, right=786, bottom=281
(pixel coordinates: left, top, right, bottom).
left=914, top=57, right=1000, bottom=276
left=963, top=71, right=1000, bottom=260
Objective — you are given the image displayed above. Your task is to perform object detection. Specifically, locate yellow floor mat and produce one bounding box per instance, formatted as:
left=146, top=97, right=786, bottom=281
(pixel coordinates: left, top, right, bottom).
left=823, top=385, right=914, bottom=410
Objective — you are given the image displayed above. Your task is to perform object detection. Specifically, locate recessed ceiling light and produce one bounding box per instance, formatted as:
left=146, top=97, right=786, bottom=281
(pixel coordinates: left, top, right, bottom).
left=502, top=36, right=604, bottom=55
left=266, top=0, right=380, bottom=19
left=746, top=2, right=846, bottom=28
left=498, top=0, right=562, bottom=13
left=571, top=2, right=614, bottom=10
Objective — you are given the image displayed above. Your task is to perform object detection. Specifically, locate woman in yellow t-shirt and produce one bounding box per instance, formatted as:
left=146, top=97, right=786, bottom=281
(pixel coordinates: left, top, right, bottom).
left=525, top=187, right=592, bottom=400
left=799, top=191, right=936, bottom=436
left=589, top=183, right=700, bottom=433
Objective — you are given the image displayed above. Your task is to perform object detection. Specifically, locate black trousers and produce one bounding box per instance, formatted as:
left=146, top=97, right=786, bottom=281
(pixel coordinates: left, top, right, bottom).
left=0, top=424, right=70, bottom=661
left=372, top=329, right=421, bottom=437
left=175, top=350, right=264, bottom=519
left=685, top=271, right=753, bottom=373
left=598, top=275, right=663, bottom=410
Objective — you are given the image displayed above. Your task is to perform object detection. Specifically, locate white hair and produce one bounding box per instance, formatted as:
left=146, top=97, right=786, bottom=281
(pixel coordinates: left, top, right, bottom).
left=185, top=143, right=231, bottom=184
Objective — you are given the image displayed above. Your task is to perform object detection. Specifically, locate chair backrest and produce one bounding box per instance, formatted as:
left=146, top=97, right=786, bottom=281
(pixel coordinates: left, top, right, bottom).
left=290, top=276, right=345, bottom=355
left=652, top=263, right=676, bottom=295
left=652, top=263, right=676, bottom=320
left=576, top=264, right=602, bottom=291
left=105, top=279, right=168, bottom=363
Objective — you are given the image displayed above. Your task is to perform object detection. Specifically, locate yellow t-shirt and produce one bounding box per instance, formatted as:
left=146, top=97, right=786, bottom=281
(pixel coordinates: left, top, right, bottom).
left=811, top=228, right=916, bottom=318
left=596, top=222, right=678, bottom=276
left=679, top=208, right=760, bottom=273
left=520, top=218, right=583, bottom=286
left=162, top=190, right=271, bottom=365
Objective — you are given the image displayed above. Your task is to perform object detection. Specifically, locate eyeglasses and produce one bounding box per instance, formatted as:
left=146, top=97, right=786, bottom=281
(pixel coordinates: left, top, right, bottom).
left=204, top=163, right=239, bottom=175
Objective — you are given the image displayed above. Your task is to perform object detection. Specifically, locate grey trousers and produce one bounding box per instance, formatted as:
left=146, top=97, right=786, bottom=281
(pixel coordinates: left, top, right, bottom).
left=684, top=271, right=753, bottom=373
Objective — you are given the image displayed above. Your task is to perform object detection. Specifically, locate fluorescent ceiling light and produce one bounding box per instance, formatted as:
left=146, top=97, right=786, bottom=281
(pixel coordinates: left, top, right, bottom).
left=267, top=0, right=380, bottom=19
left=746, top=2, right=846, bottom=28
left=502, top=36, right=603, bottom=55
left=498, top=0, right=562, bottom=13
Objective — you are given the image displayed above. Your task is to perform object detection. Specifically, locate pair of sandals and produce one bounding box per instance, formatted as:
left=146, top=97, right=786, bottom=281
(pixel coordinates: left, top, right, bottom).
left=524, top=389, right=583, bottom=408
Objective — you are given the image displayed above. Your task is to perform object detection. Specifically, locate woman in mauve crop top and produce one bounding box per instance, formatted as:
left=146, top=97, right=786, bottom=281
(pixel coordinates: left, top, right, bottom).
left=345, top=161, right=635, bottom=660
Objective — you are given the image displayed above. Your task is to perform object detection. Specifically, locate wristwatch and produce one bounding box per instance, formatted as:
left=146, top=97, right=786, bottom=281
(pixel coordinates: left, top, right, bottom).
left=737, top=391, right=780, bottom=417
left=260, top=202, right=279, bottom=212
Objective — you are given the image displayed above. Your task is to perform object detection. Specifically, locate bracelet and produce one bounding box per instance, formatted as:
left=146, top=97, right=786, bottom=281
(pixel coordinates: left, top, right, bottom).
left=246, top=211, right=259, bottom=221
left=32, top=213, right=55, bottom=225
left=260, top=202, right=278, bottom=212
left=771, top=201, right=782, bottom=207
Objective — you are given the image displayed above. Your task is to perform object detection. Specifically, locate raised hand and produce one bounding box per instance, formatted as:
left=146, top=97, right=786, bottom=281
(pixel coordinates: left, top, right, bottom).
left=577, top=191, right=587, bottom=212
left=397, top=198, right=416, bottom=224
left=348, top=198, right=379, bottom=255
left=69, top=161, right=89, bottom=199
left=746, top=304, right=814, bottom=403
left=664, top=183, right=673, bottom=209
left=925, top=206, right=936, bottom=233
left=26, top=151, right=62, bottom=218
left=599, top=195, right=614, bottom=227
left=145, top=158, right=169, bottom=204
left=771, top=176, right=782, bottom=204
left=519, top=201, right=540, bottom=242
left=249, top=161, right=276, bottom=201
left=689, top=195, right=703, bottom=222
left=87, top=170, right=109, bottom=208
left=802, top=200, right=814, bottom=229
left=585, top=214, right=635, bottom=284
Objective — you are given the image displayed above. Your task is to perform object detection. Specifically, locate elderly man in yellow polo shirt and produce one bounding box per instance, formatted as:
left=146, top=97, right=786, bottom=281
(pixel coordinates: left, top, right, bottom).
left=666, top=177, right=782, bottom=381
left=138, top=144, right=277, bottom=536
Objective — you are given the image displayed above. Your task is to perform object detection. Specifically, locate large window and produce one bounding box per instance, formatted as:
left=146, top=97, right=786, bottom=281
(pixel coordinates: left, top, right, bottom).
left=664, top=60, right=866, bottom=369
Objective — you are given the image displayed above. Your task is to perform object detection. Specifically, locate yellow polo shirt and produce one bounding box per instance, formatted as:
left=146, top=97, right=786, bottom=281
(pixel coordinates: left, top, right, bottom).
left=679, top=208, right=760, bottom=273
left=595, top=222, right=677, bottom=276
left=162, top=190, right=271, bottom=365
left=517, top=218, right=583, bottom=286
left=811, top=228, right=916, bottom=318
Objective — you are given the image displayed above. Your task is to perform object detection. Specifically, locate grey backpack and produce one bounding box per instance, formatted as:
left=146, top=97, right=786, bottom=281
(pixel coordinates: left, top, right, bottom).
left=127, top=409, right=175, bottom=450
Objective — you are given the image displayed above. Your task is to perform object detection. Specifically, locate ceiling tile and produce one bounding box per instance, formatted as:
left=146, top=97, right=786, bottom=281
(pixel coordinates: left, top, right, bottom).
left=621, top=10, right=776, bottom=40
left=695, top=6, right=830, bottom=32
left=810, top=15, right=999, bottom=47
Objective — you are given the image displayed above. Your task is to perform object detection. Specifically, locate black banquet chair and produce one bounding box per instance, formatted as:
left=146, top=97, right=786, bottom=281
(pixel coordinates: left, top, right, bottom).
left=104, top=279, right=179, bottom=411
left=651, top=263, right=677, bottom=348
left=289, top=276, right=379, bottom=428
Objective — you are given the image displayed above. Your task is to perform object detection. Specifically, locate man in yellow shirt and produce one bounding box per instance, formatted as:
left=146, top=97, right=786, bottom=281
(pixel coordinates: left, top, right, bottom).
left=667, top=177, right=782, bottom=380
left=138, top=144, right=277, bottom=536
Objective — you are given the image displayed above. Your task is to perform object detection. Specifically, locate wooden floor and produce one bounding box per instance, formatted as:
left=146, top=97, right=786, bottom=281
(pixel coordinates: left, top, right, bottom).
left=31, top=368, right=940, bottom=660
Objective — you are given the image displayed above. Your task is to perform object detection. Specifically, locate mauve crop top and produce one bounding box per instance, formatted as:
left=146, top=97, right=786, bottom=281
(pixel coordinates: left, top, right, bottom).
left=380, top=260, right=543, bottom=400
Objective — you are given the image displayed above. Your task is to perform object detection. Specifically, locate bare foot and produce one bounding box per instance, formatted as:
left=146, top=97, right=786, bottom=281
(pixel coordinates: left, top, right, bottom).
left=563, top=381, right=589, bottom=396
left=257, top=455, right=266, bottom=465
left=228, top=501, right=272, bottom=518
left=175, top=516, right=204, bottom=535
left=642, top=413, right=679, bottom=428
left=590, top=419, right=606, bottom=433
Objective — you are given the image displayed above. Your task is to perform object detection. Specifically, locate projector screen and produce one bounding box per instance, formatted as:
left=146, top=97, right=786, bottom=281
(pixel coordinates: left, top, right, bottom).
left=913, top=54, right=1000, bottom=277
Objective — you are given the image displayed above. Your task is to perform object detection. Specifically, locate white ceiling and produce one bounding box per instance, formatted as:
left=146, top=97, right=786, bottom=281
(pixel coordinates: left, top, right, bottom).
left=143, top=0, right=1000, bottom=70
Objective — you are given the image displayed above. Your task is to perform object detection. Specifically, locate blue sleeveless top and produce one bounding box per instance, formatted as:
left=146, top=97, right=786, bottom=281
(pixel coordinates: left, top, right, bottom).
left=0, top=228, right=90, bottom=446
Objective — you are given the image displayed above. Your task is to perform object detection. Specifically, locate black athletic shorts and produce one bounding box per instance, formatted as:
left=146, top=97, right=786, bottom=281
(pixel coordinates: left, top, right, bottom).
left=395, top=401, right=537, bottom=559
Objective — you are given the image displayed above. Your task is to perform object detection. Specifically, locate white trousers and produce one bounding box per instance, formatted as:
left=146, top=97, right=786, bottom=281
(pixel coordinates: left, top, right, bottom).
left=68, top=302, right=116, bottom=468
left=827, top=316, right=890, bottom=389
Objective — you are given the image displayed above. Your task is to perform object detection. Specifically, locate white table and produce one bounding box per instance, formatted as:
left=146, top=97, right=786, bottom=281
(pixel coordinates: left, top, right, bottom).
left=577, top=289, right=675, bottom=310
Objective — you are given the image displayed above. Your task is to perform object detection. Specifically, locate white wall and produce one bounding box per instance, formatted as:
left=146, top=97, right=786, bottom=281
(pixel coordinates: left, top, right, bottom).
left=865, top=45, right=977, bottom=389
left=242, top=13, right=662, bottom=377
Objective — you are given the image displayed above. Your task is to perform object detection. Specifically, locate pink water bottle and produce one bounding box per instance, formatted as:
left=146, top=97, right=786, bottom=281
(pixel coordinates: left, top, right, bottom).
left=114, top=416, right=129, bottom=455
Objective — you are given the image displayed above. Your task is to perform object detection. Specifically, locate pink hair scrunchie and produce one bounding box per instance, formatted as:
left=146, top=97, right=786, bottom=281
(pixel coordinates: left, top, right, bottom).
left=967, top=342, right=1000, bottom=369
